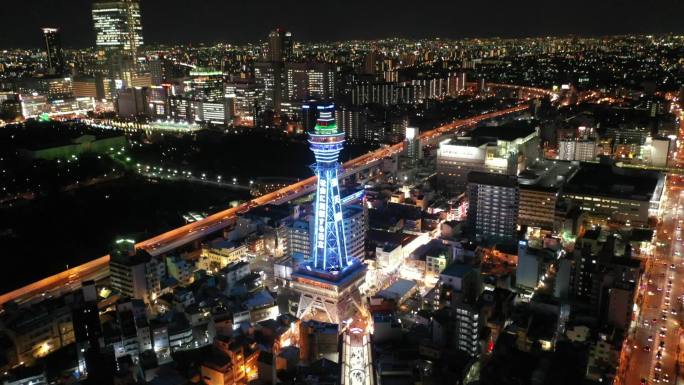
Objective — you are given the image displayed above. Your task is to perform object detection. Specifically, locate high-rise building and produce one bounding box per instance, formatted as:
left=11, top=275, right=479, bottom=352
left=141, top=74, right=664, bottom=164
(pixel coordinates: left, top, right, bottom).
left=108, top=239, right=165, bottom=302
left=197, top=100, right=232, bottom=126
left=335, top=105, right=365, bottom=140
left=254, top=61, right=282, bottom=113
left=92, top=0, right=143, bottom=54
left=291, top=104, right=366, bottom=324
left=363, top=50, right=383, bottom=75
left=517, top=160, right=578, bottom=230
left=405, top=126, right=422, bottom=166
left=452, top=300, right=482, bottom=357
left=225, top=79, right=260, bottom=127
left=185, top=69, right=225, bottom=101
left=467, top=172, right=520, bottom=244
left=42, top=28, right=64, bottom=75
left=284, top=62, right=335, bottom=101
left=266, top=28, right=292, bottom=62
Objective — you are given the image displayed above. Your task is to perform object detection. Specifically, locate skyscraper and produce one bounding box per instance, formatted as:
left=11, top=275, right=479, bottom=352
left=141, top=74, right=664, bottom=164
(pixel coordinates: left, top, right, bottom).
left=266, top=28, right=292, bottom=62
left=285, top=62, right=335, bottom=101
left=92, top=0, right=143, bottom=54
left=254, top=61, right=282, bottom=113
left=42, top=28, right=64, bottom=75
left=292, top=104, right=366, bottom=324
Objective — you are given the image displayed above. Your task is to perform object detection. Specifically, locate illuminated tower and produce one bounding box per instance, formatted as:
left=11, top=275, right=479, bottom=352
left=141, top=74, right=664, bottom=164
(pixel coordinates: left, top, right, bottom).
left=292, top=104, right=366, bottom=324
left=310, top=104, right=349, bottom=271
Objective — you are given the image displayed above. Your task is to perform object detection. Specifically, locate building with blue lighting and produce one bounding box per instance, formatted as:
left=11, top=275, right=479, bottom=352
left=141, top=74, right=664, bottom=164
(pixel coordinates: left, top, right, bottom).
left=292, top=104, right=366, bottom=324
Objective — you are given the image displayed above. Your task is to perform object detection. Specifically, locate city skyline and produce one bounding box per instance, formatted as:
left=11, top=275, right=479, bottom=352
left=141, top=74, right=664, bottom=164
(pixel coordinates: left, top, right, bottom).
left=2, top=0, right=684, bottom=48
left=2, top=2, right=684, bottom=384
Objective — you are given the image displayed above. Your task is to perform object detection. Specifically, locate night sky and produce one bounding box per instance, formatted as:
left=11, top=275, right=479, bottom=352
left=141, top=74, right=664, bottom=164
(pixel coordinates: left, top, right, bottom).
left=3, top=0, right=684, bottom=48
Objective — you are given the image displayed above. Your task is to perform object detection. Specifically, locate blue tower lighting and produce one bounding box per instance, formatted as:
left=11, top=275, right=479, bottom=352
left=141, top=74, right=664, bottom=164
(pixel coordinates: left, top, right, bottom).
left=292, top=103, right=366, bottom=324
left=309, top=104, right=351, bottom=273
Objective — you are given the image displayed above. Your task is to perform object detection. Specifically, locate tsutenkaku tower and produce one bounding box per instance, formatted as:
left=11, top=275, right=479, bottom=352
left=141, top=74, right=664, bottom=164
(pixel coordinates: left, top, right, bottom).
left=292, top=103, right=366, bottom=324
left=308, top=104, right=350, bottom=272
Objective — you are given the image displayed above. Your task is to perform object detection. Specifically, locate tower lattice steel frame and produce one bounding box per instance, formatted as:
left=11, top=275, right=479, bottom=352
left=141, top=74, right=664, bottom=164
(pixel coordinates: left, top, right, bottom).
left=308, top=104, right=351, bottom=272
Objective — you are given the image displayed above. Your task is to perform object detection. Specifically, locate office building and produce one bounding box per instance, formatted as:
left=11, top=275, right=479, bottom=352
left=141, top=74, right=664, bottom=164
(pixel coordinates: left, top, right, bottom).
left=435, top=263, right=483, bottom=356
left=20, top=94, right=49, bottom=118
left=72, top=75, right=107, bottom=100
left=284, top=62, right=335, bottom=101
left=92, top=0, right=143, bottom=54
left=437, top=123, right=540, bottom=189
left=225, top=79, right=260, bottom=127
left=108, top=239, right=165, bottom=302
left=517, top=160, right=578, bottom=230
left=562, top=163, right=665, bottom=227
left=115, top=86, right=169, bottom=119
left=351, top=81, right=416, bottom=106
left=267, top=28, right=292, bottom=62
left=115, top=87, right=146, bottom=118
left=197, top=99, right=232, bottom=126
left=606, top=126, right=650, bottom=147
left=467, top=172, right=520, bottom=244
left=169, top=96, right=198, bottom=122
left=253, top=61, right=282, bottom=113
left=42, top=28, right=64, bottom=75
left=292, top=104, right=366, bottom=324
left=363, top=50, right=383, bottom=75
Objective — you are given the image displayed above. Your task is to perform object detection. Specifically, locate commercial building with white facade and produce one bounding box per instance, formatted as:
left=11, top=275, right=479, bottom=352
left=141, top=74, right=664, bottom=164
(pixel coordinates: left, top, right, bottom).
left=437, top=122, right=540, bottom=190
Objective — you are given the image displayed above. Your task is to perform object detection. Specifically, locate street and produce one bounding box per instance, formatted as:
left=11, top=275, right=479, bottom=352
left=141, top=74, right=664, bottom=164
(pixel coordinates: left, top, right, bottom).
left=620, top=99, right=684, bottom=385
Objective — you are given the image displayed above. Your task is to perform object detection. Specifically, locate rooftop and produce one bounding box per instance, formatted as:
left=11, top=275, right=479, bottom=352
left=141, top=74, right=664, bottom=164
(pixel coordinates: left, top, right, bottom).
left=564, top=162, right=662, bottom=201
left=470, top=121, right=538, bottom=142
left=518, top=159, right=579, bottom=192
left=441, top=262, right=475, bottom=278
left=467, top=171, right=518, bottom=187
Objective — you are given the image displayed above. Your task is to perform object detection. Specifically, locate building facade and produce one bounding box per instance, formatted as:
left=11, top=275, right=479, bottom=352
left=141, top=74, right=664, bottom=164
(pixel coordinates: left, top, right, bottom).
left=467, top=172, right=520, bottom=244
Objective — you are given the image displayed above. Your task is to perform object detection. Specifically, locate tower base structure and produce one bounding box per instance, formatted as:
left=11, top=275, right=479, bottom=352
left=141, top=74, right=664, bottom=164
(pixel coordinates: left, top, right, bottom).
left=292, top=262, right=366, bottom=324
